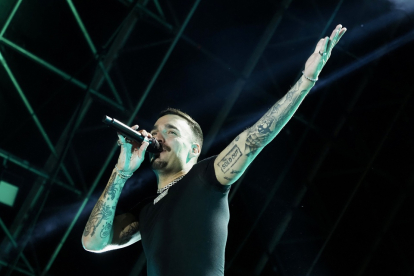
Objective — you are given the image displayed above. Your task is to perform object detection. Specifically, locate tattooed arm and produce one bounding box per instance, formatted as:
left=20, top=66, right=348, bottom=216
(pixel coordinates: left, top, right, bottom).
left=81, top=169, right=141, bottom=252
left=82, top=126, right=151, bottom=252
left=214, top=76, right=313, bottom=185
left=214, top=25, right=347, bottom=185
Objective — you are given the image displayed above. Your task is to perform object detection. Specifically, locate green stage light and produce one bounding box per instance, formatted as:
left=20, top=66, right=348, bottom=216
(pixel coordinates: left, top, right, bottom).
left=0, top=180, right=19, bottom=207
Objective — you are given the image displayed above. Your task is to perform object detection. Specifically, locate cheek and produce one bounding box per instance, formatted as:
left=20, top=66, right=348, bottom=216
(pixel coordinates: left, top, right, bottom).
left=173, top=141, right=189, bottom=155
left=166, top=137, right=190, bottom=155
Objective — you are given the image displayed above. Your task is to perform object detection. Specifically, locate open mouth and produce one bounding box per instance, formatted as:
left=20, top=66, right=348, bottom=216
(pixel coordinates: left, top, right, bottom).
left=150, top=149, right=164, bottom=162
left=150, top=144, right=169, bottom=163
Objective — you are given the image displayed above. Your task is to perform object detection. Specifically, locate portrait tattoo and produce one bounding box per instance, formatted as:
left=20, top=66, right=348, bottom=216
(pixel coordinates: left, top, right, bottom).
left=217, top=145, right=242, bottom=173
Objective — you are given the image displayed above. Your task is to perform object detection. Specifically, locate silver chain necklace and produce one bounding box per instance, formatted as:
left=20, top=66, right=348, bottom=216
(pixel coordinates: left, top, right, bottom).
left=154, top=175, right=185, bottom=205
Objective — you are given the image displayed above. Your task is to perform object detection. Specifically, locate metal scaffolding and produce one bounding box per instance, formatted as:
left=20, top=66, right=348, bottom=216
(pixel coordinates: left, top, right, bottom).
left=0, top=0, right=356, bottom=275
left=0, top=0, right=412, bottom=275
left=0, top=0, right=132, bottom=274
left=0, top=0, right=203, bottom=274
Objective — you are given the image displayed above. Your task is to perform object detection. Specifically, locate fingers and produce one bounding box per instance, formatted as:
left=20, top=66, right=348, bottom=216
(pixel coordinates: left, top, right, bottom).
left=117, top=125, right=138, bottom=144
left=323, top=36, right=330, bottom=53
left=329, top=25, right=347, bottom=51
left=314, top=24, right=347, bottom=55
left=329, top=24, right=342, bottom=41
left=137, top=140, right=149, bottom=159
left=318, top=24, right=347, bottom=58
left=135, top=128, right=151, bottom=159
left=142, top=130, right=153, bottom=139
left=116, top=124, right=151, bottom=171
left=140, top=129, right=149, bottom=138
left=131, top=126, right=152, bottom=151
left=337, top=27, right=347, bottom=43
left=314, top=38, right=325, bottom=53
left=132, top=125, right=152, bottom=139
left=116, top=134, right=128, bottom=167
left=314, top=36, right=330, bottom=56
left=131, top=125, right=153, bottom=138
left=329, top=25, right=341, bottom=51
left=117, top=133, right=127, bottom=146
left=117, top=125, right=152, bottom=152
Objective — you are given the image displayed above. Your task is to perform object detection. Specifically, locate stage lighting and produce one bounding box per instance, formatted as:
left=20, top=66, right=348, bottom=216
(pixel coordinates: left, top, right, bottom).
left=0, top=180, right=19, bottom=207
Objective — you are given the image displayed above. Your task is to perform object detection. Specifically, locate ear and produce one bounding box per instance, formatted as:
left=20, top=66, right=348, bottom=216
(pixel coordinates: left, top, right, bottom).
left=190, top=143, right=201, bottom=157
left=186, top=143, right=201, bottom=164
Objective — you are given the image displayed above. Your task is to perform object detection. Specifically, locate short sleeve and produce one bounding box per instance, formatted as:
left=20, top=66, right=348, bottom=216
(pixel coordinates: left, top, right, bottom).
left=198, top=155, right=231, bottom=193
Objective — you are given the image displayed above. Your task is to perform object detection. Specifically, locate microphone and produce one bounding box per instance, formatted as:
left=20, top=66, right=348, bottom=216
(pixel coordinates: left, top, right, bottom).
left=102, top=115, right=162, bottom=153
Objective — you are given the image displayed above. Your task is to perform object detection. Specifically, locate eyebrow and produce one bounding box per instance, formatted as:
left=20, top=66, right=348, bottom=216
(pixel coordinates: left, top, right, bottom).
left=151, top=124, right=180, bottom=132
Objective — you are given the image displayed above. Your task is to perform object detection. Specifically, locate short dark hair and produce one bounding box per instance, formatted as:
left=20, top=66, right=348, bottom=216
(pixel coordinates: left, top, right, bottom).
left=158, top=108, right=203, bottom=148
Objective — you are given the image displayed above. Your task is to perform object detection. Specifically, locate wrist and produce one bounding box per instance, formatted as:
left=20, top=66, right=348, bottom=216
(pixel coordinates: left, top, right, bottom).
left=302, top=70, right=318, bottom=82
left=114, top=165, right=133, bottom=180
left=300, top=75, right=316, bottom=89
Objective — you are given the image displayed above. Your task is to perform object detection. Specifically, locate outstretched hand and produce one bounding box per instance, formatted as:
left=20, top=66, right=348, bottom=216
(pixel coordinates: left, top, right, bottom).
left=303, top=24, right=347, bottom=80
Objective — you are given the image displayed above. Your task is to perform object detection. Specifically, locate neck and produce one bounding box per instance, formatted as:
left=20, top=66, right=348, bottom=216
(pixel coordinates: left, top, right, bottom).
left=155, top=169, right=189, bottom=190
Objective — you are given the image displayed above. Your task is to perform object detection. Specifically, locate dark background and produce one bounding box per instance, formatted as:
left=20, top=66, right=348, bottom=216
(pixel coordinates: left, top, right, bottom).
left=0, top=0, right=413, bottom=275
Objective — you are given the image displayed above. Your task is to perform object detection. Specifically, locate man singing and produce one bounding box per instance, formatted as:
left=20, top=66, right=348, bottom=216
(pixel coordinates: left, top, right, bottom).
left=82, top=25, right=347, bottom=275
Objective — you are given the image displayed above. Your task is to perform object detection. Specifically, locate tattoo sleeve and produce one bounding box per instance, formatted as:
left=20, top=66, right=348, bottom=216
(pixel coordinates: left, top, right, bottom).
left=83, top=200, right=115, bottom=237
left=103, top=172, right=119, bottom=201
left=82, top=169, right=128, bottom=248
left=217, top=145, right=243, bottom=173
left=245, top=77, right=310, bottom=156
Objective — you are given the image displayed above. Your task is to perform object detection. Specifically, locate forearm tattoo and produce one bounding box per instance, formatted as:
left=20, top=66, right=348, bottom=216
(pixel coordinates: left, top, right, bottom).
left=245, top=77, right=308, bottom=156
left=103, top=172, right=119, bottom=201
left=100, top=222, right=112, bottom=238
left=83, top=172, right=123, bottom=238
left=83, top=200, right=115, bottom=237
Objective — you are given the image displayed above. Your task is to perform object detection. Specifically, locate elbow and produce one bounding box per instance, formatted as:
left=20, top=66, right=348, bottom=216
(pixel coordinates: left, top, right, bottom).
left=81, top=236, right=107, bottom=253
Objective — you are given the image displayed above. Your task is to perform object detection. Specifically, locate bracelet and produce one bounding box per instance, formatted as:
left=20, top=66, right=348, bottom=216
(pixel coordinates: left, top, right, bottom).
left=114, top=165, right=133, bottom=179
left=302, top=71, right=318, bottom=82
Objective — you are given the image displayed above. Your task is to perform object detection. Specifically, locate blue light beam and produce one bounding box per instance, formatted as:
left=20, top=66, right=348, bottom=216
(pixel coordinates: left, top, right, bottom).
left=313, top=29, right=414, bottom=93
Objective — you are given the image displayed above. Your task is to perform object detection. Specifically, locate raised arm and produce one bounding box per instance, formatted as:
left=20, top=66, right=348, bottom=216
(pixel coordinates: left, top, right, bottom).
left=82, top=126, right=150, bottom=252
left=214, top=24, right=347, bottom=185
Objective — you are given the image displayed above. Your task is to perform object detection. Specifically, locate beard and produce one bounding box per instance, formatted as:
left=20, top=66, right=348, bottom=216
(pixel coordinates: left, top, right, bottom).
left=151, top=159, right=168, bottom=170
left=150, top=144, right=171, bottom=170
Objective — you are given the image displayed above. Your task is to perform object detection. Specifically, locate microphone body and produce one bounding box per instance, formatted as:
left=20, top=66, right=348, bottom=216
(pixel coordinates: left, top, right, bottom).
left=102, top=115, right=162, bottom=153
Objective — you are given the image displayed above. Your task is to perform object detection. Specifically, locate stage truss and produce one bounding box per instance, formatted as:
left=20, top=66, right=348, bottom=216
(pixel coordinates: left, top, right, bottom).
left=0, top=0, right=412, bottom=275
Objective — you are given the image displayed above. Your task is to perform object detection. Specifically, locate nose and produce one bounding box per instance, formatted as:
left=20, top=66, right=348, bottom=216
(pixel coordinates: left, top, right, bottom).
left=153, top=132, right=165, bottom=143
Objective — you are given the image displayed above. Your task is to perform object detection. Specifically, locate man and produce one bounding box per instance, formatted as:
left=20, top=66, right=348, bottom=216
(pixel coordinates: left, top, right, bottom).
left=82, top=25, right=347, bottom=275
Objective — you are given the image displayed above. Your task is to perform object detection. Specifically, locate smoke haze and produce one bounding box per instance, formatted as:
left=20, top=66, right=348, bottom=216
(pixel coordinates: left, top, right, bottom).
left=387, top=0, right=414, bottom=11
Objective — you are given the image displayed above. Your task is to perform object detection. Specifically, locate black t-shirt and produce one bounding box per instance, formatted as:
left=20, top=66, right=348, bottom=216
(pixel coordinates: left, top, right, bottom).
left=131, top=156, right=231, bottom=276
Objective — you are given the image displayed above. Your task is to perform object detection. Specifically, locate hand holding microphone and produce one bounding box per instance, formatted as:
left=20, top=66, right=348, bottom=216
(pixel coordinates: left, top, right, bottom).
left=103, top=115, right=162, bottom=174
left=102, top=116, right=162, bottom=153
